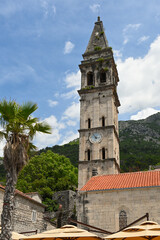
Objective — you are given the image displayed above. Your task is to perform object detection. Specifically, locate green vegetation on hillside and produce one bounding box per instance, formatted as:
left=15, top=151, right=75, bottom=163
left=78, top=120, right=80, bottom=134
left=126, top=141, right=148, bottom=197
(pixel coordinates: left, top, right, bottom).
left=17, top=150, right=78, bottom=211
left=120, top=138, right=160, bottom=172
left=39, top=139, right=79, bottom=167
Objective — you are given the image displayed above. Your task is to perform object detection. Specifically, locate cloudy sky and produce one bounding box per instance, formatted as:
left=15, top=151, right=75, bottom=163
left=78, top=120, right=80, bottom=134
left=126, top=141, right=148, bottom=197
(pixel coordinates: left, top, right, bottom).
left=0, top=0, right=160, bottom=154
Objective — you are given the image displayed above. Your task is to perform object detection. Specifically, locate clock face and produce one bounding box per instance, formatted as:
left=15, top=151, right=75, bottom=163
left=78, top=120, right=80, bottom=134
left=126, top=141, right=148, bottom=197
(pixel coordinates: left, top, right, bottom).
left=89, top=133, right=102, bottom=143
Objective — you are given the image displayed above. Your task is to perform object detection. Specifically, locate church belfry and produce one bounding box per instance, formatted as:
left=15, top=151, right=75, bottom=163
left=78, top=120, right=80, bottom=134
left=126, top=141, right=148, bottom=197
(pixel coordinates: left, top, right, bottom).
left=78, top=17, right=120, bottom=189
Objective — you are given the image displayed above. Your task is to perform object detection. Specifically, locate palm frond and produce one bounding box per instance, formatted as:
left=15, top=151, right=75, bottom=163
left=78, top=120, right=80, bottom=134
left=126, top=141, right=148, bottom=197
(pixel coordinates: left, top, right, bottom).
left=29, top=122, right=52, bottom=139
left=26, top=117, right=39, bottom=126
left=18, top=102, right=38, bottom=120
left=0, top=99, right=17, bottom=123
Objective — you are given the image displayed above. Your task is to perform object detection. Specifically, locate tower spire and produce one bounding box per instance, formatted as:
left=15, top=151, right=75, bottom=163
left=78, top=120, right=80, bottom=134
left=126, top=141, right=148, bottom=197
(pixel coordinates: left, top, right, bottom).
left=84, top=17, right=109, bottom=54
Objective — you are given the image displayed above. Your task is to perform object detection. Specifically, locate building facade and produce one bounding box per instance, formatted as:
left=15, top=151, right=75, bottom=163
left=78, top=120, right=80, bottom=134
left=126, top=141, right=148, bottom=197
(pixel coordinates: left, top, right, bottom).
left=0, top=185, right=54, bottom=234
left=77, top=171, right=160, bottom=234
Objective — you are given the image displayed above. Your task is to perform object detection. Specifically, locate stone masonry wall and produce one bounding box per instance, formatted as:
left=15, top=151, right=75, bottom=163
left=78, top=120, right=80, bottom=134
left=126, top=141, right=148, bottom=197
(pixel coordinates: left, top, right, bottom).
left=0, top=189, right=47, bottom=234
left=13, top=194, right=46, bottom=233
left=53, top=190, right=76, bottom=227
left=77, top=186, right=160, bottom=235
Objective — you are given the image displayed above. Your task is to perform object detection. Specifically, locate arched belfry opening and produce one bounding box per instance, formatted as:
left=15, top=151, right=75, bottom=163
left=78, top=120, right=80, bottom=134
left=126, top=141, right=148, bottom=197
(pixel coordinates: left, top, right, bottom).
left=88, top=118, right=91, bottom=128
left=87, top=72, right=94, bottom=86
left=87, top=149, right=91, bottom=161
left=100, top=69, right=106, bottom=83
left=102, top=147, right=105, bottom=160
left=102, top=116, right=105, bottom=127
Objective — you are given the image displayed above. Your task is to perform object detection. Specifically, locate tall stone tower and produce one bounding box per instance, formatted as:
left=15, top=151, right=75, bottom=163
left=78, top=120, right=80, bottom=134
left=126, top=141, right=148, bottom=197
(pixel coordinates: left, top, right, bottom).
left=78, top=17, right=120, bottom=189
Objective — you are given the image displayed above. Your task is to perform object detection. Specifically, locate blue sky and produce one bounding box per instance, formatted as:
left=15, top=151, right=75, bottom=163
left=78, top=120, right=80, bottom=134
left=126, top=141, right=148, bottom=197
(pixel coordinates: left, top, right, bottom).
left=0, top=0, right=160, bottom=154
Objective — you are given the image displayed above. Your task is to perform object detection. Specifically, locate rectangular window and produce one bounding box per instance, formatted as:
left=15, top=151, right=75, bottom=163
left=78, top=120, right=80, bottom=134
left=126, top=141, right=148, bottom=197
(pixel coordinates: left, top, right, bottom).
left=31, top=210, right=37, bottom=222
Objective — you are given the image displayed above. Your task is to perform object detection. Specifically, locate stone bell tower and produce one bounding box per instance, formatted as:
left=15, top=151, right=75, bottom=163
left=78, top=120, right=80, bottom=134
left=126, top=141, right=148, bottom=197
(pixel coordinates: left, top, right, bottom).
left=78, top=17, right=120, bottom=189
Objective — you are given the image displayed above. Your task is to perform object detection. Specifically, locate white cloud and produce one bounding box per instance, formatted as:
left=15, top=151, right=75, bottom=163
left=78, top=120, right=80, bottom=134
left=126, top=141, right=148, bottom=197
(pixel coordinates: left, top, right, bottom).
left=67, top=120, right=77, bottom=126
left=65, top=70, right=81, bottom=89
left=61, top=89, right=78, bottom=99
left=131, top=108, right=160, bottom=120
left=89, top=4, right=100, bottom=13
left=40, top=0, right=56, bottom=18
left=48, top=100, right=58, bottom=107
left=61, top=70, right=80, bottom=99
left=138, top=35, right=150, bottom=44
left=123, top=23, right=141, bottom=45
left=64, top=41, right=75, bottom=54
left=117, top=35, right=160, bottom=115
left=34, top=115, right=65, bottom=149
left=63, top=102, right=80, bottom=120
left=60, top=131, right=79, bottom=145
left=114, top=49, right=122, bottom=59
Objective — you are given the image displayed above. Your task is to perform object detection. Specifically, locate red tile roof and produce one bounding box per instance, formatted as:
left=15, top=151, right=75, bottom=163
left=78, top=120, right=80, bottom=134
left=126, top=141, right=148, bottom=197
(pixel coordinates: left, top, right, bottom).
left=0, top=184, right=45, bottom=207
left=80, top=170, right=160, bottom=191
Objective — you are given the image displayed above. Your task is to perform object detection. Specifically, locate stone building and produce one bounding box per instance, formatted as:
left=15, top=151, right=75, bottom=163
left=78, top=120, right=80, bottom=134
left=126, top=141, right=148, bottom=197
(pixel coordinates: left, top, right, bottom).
left=0, top=185, right=54, bottom=233
left=53, top=190, right=76, bottom=227
left=77, top=17, right=160, bottom=234
left=78, top=16, right=120, bottom=189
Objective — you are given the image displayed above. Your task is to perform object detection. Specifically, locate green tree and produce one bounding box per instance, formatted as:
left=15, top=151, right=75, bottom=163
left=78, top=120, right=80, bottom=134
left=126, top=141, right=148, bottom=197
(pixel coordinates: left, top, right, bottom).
left=0, top=100, right=51, bottom=240
left=17, top=150, right=78, bottom=211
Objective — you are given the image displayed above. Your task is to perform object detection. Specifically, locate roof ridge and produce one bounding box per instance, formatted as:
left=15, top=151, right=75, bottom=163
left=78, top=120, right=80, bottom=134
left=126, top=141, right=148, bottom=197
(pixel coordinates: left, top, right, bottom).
left=93, top=170, right=158, bottom=178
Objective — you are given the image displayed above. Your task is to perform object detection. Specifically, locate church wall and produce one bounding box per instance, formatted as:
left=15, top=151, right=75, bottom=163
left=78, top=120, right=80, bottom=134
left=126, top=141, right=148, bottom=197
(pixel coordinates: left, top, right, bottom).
left=77, top=186, right=160, bottom=234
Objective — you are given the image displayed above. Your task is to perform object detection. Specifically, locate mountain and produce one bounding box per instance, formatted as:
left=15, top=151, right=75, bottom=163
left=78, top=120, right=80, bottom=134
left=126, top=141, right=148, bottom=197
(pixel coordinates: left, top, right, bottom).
left=119, top=112, right=160, bottom=172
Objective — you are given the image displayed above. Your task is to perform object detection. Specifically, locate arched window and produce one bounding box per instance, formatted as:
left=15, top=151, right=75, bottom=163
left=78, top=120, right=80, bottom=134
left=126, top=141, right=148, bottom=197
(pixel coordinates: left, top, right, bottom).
left=100, top=70, right=106, bottom=83
left=102, top=116, right=105, bottom=127
left=87, top=149, right=91, bottom=161
left=87, top=72, right=93, bottom=86
left=119, top=210, right=127, bottom=230
left=88, top=118, right=91, bottom=128
left=102, top=148, right=105, bottom=160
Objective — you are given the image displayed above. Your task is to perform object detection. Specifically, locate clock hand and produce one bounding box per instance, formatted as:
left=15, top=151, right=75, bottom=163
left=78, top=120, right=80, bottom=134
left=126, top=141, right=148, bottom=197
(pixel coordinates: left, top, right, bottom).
left=94, top=134, right=97, bottom=139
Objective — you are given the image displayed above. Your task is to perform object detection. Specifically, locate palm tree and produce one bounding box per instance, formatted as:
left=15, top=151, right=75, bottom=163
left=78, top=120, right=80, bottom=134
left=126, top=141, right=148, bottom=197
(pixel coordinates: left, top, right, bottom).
left=0, top=99, right=52, bottom=240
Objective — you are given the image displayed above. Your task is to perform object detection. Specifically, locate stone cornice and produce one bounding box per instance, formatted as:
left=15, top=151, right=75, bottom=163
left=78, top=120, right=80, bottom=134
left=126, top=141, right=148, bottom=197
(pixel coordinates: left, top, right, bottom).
left=78, top=158, right=120, bottom=173
left=78, top=84, right=115, bottom=94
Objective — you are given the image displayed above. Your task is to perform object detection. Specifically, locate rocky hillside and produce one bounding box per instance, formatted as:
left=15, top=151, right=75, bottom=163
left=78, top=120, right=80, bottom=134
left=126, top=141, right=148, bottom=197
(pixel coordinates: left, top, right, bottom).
left=119, top=112, right=160, bottom=172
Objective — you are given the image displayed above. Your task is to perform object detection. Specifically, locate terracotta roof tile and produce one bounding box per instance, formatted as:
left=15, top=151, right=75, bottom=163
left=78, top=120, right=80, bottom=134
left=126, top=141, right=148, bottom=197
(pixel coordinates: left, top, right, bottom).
left=80, top=170, right=160, bottom=191
left=0, top=184, right=45, bottom=207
